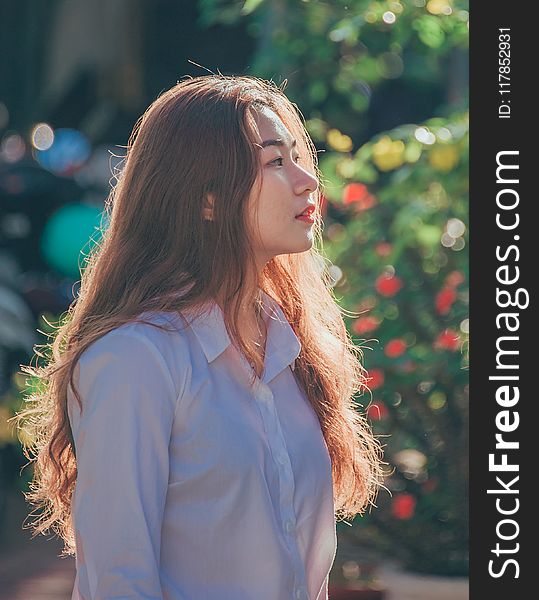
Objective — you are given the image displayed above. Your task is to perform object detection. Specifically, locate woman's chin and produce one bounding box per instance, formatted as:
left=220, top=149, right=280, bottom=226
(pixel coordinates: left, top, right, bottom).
left=264, top=234, right=314, bottom=260
left=287, top=237, right=314, bottom=255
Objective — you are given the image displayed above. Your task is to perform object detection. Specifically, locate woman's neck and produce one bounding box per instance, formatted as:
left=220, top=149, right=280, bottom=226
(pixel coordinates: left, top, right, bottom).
left=214, top=285, right=267, bottom=361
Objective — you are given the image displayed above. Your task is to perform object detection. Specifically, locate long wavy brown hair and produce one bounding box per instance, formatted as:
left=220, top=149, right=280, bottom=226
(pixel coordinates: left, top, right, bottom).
left=13, top=74, right=384, bottom=557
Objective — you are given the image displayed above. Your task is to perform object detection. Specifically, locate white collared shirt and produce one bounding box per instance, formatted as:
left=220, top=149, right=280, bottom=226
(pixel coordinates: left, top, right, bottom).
left=68, top=290, right=337, bottom=600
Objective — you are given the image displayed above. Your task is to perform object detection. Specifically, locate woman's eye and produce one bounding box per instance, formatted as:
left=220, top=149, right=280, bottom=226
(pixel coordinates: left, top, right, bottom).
left=270, top=155, right=302, bottom=166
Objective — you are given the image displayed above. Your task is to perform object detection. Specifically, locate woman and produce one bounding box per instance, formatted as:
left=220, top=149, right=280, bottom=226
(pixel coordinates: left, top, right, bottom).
left=16, top=75, right=383, bottom=600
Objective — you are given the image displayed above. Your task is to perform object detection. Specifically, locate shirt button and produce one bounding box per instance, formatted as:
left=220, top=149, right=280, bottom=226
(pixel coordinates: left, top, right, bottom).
left=285, top=519, right=294, bottom=533
left=276, top=453, right=287, bottom=466
left=294, top=588, right=304, bottom=600
left=256, top=383, right=273, bottom=403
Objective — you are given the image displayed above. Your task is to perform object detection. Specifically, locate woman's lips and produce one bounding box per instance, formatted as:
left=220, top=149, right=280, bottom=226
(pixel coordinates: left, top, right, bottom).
left=295, top=213, right=315, bottom=223
left=295, top=205, right=315, bottom=223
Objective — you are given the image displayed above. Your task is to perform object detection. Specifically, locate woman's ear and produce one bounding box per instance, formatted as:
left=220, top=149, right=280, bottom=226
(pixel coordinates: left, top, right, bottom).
left=202, top=192, right=215, bottom=221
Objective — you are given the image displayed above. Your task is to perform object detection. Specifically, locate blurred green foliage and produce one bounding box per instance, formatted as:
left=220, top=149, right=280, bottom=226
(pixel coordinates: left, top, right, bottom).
left=326, top=112, right=469, bottom=576
left=198, top=0, right=469, bottom=575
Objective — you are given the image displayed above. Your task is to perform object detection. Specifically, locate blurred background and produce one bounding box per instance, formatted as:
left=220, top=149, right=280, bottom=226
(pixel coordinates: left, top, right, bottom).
left=0, top=0, right=468, bottom=598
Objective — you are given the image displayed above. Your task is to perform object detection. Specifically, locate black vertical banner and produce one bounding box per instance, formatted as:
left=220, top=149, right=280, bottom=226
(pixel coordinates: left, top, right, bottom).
left=470, top=2, right=533, bottom=598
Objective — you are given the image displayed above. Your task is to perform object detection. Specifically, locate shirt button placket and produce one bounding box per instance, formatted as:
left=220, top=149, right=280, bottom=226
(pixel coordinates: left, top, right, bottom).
left=253, top=381, right=308, bottom=600
left=276, top=452, right=287, bottom=467
left=255, top=382, right=273, bottom=404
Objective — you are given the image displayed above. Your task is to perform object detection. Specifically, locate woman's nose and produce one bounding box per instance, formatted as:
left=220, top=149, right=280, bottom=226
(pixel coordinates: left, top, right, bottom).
left=294, top=165, right=318, bottom=196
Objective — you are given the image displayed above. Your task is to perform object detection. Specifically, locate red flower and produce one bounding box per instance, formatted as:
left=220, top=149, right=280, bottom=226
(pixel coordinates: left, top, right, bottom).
left=375, top=273, right=403, bottom=297
left=434, top=329, right=460, bottom=351
left=366, top=369, right=384, bottom=390
left=355, top=194, right=377, bottom=211
left=385, top=338, right=407, bottom=358
left=435, top=287, right=457, bottom=315
left=343, top=183, right=368, bottom=204
left=445, top=270, right=465, bottom=288
left=367, top=401, right=389, bottom=421
left=343, top=183, right=377, bottom=210
left=352, top=316, right=381, bottom=334
left=392, top=493, right=417, bottom=520
left=375, top=242, right=392, bottom=257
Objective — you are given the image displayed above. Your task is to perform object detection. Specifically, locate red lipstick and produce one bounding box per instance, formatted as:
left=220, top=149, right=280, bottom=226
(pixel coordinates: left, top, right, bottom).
left=295, top=205, right=315, bottom=223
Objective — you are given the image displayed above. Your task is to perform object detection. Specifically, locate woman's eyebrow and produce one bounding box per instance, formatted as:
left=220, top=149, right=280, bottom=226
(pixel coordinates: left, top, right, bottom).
left=256, top=138, right=297, bottom=149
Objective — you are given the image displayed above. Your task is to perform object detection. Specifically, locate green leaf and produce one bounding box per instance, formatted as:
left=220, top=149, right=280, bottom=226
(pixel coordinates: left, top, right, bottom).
left=241, top=0, right=265, bottom=16
left=416, top=224, right=443, bottom=247
left=414, top=15, right=446, bottom=49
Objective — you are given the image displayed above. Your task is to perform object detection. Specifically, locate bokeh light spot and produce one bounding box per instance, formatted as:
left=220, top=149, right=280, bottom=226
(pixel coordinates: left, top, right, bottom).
left=41, top=203, right=106, bottom=278
left=447, top=218, right=466, bottom=238
left=1, top=133, right=25, bottom=163
left=31, top=123, right=55, bottom=151
left=35, top=128, right=91, bottom=176
left=451, top=237, right=465, bottom=251
left=414, top=127, right=436, bottom=145
left=441, top=232, right=456, bottom=247
left=436, top=127, right=453, bottom=142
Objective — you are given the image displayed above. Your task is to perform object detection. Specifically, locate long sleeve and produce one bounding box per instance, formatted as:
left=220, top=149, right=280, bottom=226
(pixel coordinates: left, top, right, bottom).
left=316, top=573, right=330, bottom=600
left=68, top=329, right=179, bottom=600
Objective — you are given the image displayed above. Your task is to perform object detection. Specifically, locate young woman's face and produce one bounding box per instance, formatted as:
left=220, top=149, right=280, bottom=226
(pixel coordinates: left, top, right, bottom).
left=247, top=106, right=319, bottom=268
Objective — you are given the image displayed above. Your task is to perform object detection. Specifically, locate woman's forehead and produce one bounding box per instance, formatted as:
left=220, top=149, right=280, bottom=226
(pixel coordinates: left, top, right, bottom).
left=250, top=105, right=294, bottom=146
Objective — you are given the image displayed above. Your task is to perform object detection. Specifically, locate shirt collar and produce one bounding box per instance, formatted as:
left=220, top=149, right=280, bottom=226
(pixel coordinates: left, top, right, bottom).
left=180, top=290, right=301, bottom=383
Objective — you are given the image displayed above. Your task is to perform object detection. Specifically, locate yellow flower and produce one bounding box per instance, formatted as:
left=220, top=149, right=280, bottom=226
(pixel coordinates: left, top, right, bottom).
left=372, top=136, right=405, bottom=171
left=428, top=145, right=459, bottom=172
left=336, top=157, right=357, bottom=178
left=427, top=0, right=452, bottom=15
left=327, top=128, right=353, bottom=153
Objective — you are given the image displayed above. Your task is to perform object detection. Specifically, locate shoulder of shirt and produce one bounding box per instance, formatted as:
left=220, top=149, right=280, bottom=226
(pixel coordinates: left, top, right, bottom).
left=78, top=311, right=193, bottom=405
left=81, top=310, right=190, bottom=353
